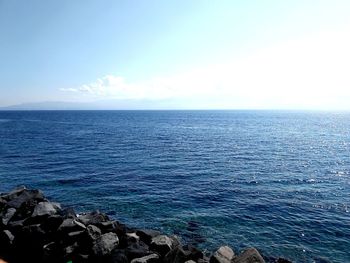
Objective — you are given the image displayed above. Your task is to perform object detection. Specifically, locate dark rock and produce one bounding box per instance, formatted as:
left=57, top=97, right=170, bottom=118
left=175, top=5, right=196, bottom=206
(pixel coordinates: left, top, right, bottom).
left=276, top=258, right=292, bottom=263
left=58, top=218, right=86, bottom=233
left=127, top=232, right=140, bottom=243
left=92, top=232, right=119, bottom=257
left=164, top=245, right=203, bottom=263
left=131, top=253, right=160, bottom=263
left=150, top=235, right=179, bottom=256
left=32, top=201, right=60, bottom=217
left=1, top=207, right=16, bottom=225
left=39, top=214, right=64, bottom=233
left=111, top=249, right=129, bottom=263
left=6, top=189, right=44, bottom=209
left=67, top=230, right=86, bottom=244
left=59, top=207, right=77, bottom=219
left=86, top=224, right=102, bottom=241
left=77, top=210, right=109, bottom=225
left=63, top=241, right=79, bottom=259
left=42, top=241, right=62, bottom=263
left=232, top=248, right=265, bottom=263
left=136, top=229, right=161, bottom=245
left=75, top=253, right=90, bottom=263
left=210, top=246, right=234, bottom=263
left=0, top=186, right=26, bottom=201
left=0, top=229, right=15, bottom=246
left=7, top=219, right=25, bottom=235
left=126, top=241, right=150, bottom=260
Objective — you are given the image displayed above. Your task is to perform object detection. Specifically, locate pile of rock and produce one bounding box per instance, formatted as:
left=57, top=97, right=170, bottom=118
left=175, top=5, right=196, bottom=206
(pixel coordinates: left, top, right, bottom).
left=0, top=187, right=289, bottom=263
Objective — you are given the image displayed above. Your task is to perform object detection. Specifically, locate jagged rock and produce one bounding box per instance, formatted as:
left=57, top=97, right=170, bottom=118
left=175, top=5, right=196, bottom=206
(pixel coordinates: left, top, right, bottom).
left=58, top=218, right=86, bottom=233
left=42, top=241, right=61, bottom=263
left=6, top=189, right=44, bottom=209
left=210, top=246, right=235, bottom=263
left=1, top=208, right=16, bottom=225
left=32, top=201, right=60, bottom=217
left=0, top=186, right=26, bottom=201
left=64, top=242, right=79, bottom=258
left=131, top=253, right=160, bottom=263
left=127, top=232, right=140, bottom=243
left=86, top=224, right=102, bottom=241
left=0, top=230, right=14, bottom=246
left=77, top=210, right=109, bottom=225
left=137, top=229, right=161, bottom=245
left=126, top=241, right=150, bottom=260
left=276, top=258, right=292, bottom=263
left=111, top=249, right=129, bottom=263
left=164, top=245, right=203, bottom=263
left=59, top=207, right=77, bottom=219
left=150, top=235, right=179, bottom=256
left=40, top=214, right=64, bottom=233
left=232, top=248, right=265, bottom=263
left=92, top=232, right=119, bottom=257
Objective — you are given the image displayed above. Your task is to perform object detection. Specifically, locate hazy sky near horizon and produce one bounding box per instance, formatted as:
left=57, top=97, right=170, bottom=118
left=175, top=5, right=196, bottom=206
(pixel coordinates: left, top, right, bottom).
left=1, top=0, right=350, bottom=109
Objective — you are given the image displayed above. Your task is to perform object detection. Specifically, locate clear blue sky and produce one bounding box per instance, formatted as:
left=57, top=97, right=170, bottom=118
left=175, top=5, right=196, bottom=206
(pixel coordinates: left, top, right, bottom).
left=1, top=0, right=350, bottom=109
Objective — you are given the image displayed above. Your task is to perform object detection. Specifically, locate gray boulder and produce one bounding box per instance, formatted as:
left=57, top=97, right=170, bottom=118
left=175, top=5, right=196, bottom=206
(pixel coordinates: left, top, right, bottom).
left=92, top=232, right=119, bottom=257
left=232, top=248, right=265, bottom=263
left=6, top=189, right=44, bottom=209
left=131, top=253, right=160, bottom=263
left=165, top=245, right=203, bottom=263
left=32, top=202, right=60, bottom=217
left=210, top=246, right=235, bottom=263
left=86, top=224, right=102, bottom=241
left=58, top=218, right=86, bottom=233
left=150, top=235, right=179, bottom=256
left=136, top=229, right=161, bottom=244
left=1, top=208, right=16, bottom=225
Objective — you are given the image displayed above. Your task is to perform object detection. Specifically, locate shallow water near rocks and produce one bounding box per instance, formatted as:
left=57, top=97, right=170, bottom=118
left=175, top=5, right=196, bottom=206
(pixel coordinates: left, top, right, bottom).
left=0, top=110, right=349, bottom=262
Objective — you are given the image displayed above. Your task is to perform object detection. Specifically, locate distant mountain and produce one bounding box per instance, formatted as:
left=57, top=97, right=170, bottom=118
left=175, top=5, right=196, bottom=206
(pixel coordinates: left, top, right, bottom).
left=0, top=99, right=191, bottom=110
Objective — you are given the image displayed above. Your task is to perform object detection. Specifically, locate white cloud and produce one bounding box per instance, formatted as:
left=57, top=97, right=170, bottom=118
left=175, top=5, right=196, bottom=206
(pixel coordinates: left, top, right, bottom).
left=62, top=28, right=350, bottom=109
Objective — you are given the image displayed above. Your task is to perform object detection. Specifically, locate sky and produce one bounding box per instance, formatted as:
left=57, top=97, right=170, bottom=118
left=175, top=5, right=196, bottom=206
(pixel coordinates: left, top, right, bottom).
left=1, top=0, right=350, bottom=109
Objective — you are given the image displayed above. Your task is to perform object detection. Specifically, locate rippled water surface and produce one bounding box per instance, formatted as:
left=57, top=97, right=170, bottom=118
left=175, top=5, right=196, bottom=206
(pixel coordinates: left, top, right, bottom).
left=0, top=110, right=349, bottom=262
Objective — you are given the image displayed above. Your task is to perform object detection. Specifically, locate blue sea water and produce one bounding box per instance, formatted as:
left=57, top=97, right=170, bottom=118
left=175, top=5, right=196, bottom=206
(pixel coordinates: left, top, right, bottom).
left=0, top=110, right=349, bottom=262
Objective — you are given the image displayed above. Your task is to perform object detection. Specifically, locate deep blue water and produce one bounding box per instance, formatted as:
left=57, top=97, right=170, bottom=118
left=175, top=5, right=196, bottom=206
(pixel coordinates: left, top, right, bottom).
left=0, top=110, right=349, bottom=262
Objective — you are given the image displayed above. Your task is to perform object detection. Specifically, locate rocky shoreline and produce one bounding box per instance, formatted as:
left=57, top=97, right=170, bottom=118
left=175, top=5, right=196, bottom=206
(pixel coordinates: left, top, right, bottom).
left=0, top=187, right=291, bottom=263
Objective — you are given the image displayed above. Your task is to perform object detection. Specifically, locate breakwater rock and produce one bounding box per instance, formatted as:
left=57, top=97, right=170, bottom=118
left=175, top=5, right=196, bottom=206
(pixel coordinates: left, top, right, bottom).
left=0, top=187, right=290, bottom=263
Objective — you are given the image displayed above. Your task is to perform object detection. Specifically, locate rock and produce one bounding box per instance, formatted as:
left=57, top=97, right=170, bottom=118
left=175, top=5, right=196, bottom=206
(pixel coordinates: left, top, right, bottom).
left=136, top=229, right=161, bottom=245
left=232, top=248, right=265, bottom=263
left=127, top=232, right=140, bottom=243
left=77, top=210, right=109, bottom=225
left=126, top=241, right=150, bottom=260
left=276, top=258, right=292, bottom=263
left=150, top=235, right=179, bottom=256
left=58, top=218, right=86, bottom=233
left=1, top=208, right=16, bottom=225
left=92, top=232, right=119, bottom=257
left=42, top=241, right=61, bottom=263
left=210, top=246, right=235, bottom=263
left=59, top=207, right=77, bottom=219
left=40, top=214, right=64, bottom=233
left=165, top=245, right=203, bottom=263
left=185, top=261, right=197, bottom=263
left=64, top=242, right=79, bottom=258
left=32, top=201, right=60, bottom=217
left=86, top=224, right=102, bottom=241
left=131, top=253, right=160, bottom=263
left=0, top=186, right=26, bottom=201
left=111, top=249, right=129, bottom=263
left=6, top=189, right=44, bottom=209
left=0, top=230, right=15, bottom=246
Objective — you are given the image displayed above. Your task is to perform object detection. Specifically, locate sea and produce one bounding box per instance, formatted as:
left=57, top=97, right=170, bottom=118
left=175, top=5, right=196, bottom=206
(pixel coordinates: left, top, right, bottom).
left=0, top=110, right=349, bottom=262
